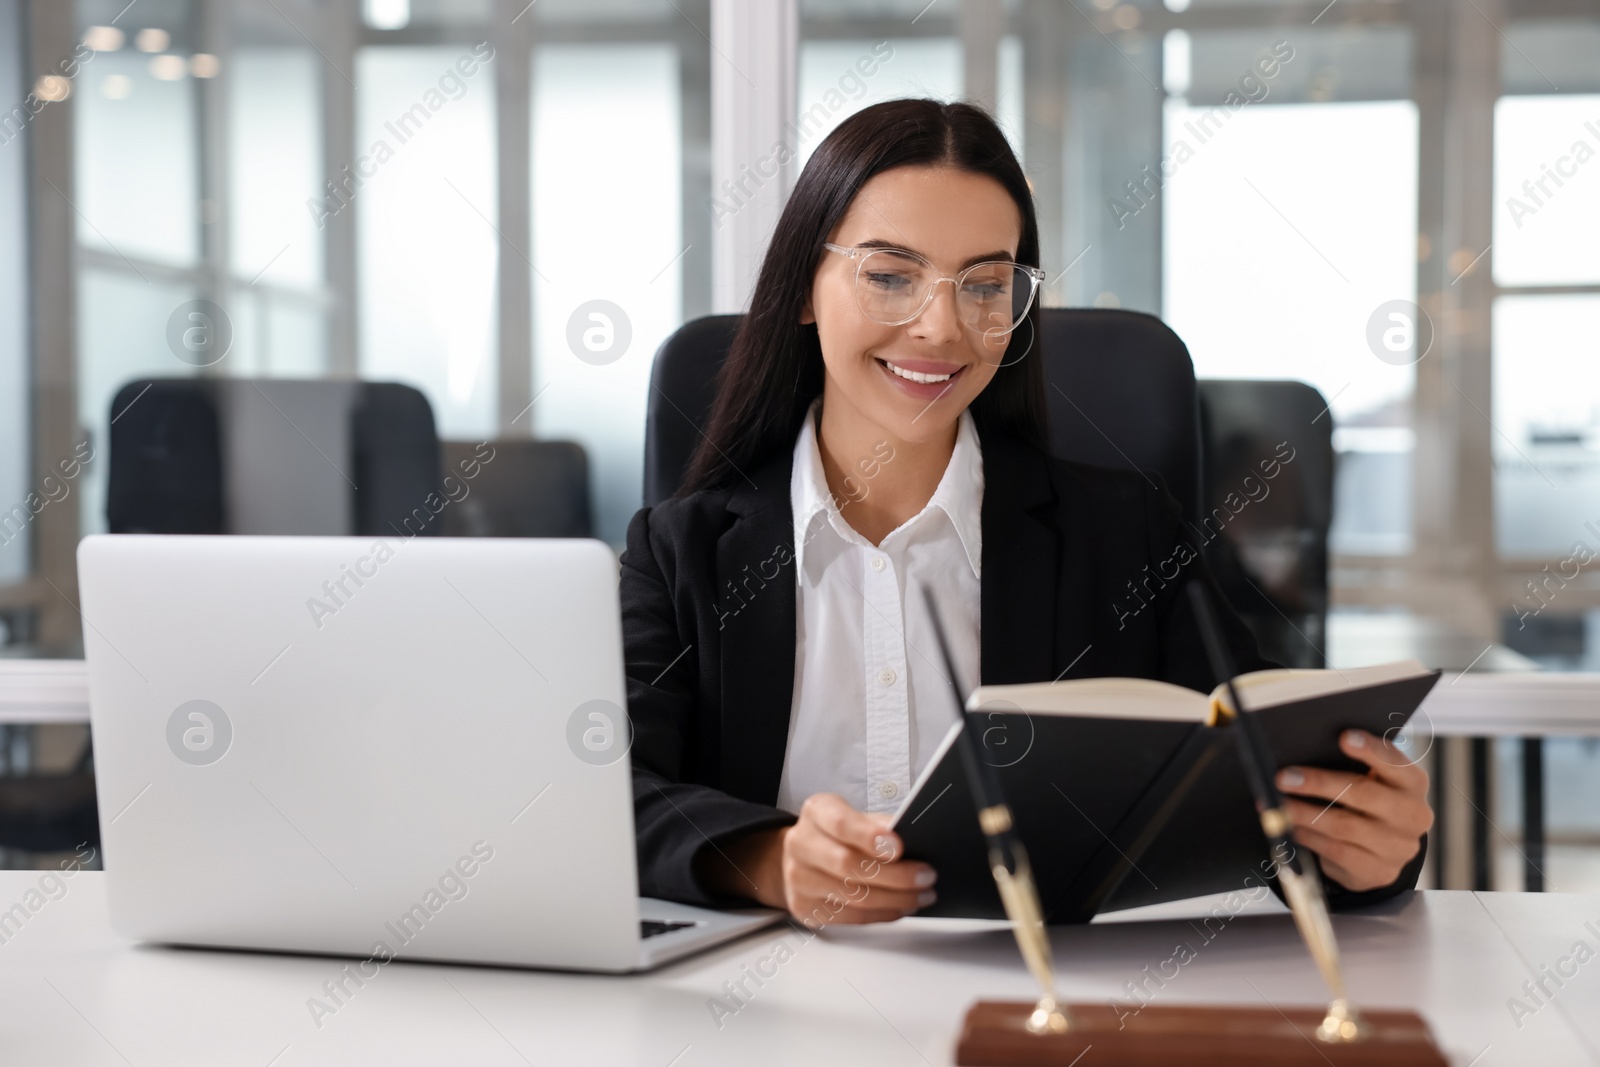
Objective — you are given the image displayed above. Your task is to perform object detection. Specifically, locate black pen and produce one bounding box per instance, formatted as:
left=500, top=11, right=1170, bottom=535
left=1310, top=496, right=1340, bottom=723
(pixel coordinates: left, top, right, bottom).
left=1184, top=581, right=1307, bottom=877
left=919, top=584, right=1068, bottom=1036
left=1185, top=580, right=1366, bottom=1043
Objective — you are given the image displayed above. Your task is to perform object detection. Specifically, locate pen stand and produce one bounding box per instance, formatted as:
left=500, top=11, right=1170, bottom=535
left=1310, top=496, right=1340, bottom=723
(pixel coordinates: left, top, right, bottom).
left=940, top=583, right=1448, bottom=1065
left=955, top=1000, right=1448, bottom=1066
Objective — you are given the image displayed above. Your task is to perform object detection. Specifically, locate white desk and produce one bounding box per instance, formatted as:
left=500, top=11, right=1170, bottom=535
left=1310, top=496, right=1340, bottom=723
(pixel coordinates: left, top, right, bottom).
left=2, top=874, right=1597, bottom=1065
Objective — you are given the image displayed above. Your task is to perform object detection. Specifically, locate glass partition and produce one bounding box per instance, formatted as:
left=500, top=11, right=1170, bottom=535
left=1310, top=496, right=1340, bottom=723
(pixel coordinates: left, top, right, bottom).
left=356, top=45, right=499, bottom=440
left=531, top=41, right=683, bottom=545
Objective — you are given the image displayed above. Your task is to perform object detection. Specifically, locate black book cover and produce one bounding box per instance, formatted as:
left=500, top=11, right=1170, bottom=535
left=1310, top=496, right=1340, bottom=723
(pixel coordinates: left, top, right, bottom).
left=891, top=670, right=1441, bottom=921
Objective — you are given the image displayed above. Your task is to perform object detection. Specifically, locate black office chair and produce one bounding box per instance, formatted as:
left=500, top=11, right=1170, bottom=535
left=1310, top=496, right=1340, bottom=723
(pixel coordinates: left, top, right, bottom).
left=1197, top=379, right=1335, bottom=669
left=644, top=309, right=1203, bottom=522
left=0, top=749, right=98, bottom=857
left=1038, top=309, right=1203, bottom=523
left=644, top=315, right=746, bottom=507
left=107, top=378, right=443, bottom=537
left=439, top=439, right=593, bottom=538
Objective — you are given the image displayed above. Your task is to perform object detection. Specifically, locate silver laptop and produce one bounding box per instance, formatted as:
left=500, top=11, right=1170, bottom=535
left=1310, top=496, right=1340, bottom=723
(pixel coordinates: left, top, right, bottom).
left=78, top=534, right=780, bottom=972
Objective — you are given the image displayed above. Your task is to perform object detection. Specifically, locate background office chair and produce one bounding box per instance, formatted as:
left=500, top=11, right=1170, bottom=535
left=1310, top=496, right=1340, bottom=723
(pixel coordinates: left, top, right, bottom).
left=107, top=378, right=443, bottom=537
left=439, top=440, right=593, bottom=538
left=644, top=308, right=1203, bottom=522
left=0, top=747, right=98, bottom=857
left=1197, top=379, right=1335, bottom=669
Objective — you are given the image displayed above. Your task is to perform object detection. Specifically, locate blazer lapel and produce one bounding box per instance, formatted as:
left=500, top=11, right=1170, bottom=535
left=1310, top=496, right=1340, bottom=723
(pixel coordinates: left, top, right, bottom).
left=980, top=432, right=1060, bottom=685
left=715, top=451, right=797, bottom=806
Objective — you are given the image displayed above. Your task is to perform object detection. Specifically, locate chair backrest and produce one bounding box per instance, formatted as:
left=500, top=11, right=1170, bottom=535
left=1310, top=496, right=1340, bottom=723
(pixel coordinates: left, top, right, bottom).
left=439, top=439, right=593, bottom=538
left=643, top=309, right=1203, bottom=521
left=1038, top=309, right=1202, bottom=521
left=108, top=379, right=441, bottom=537
left=1197, top=378, right=1335, bottom=668
left=643, top=315, right=743, bottom=508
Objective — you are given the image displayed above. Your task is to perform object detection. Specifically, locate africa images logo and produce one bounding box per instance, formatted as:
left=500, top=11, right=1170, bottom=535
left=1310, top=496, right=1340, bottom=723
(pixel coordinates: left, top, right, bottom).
left=566, top=699, right=632, bottom=766
left=166, top=699, right=233, bottom=766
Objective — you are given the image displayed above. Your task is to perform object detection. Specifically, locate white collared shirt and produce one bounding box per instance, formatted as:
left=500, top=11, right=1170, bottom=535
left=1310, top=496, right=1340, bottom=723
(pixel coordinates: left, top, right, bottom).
left=774, top=398, right=984, bottom=816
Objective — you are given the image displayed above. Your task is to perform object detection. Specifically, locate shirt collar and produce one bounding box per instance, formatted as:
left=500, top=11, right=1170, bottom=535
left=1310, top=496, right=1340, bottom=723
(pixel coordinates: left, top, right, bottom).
left=790, top=396, right=984, bottom=580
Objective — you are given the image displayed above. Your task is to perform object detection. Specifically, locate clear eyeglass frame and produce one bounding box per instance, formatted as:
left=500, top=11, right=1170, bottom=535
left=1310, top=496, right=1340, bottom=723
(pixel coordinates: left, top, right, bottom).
left=822, top=241, right=1047, bottom=337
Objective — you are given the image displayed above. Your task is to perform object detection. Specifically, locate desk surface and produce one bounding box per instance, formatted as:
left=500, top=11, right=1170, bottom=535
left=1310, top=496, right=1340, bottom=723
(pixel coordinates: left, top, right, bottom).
left=2, top=874, right=1596, bottom=1065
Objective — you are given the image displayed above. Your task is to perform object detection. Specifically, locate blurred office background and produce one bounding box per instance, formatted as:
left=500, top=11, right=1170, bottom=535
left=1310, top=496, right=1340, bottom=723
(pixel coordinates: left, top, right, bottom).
left=1, top=0, right=1597, bottom=889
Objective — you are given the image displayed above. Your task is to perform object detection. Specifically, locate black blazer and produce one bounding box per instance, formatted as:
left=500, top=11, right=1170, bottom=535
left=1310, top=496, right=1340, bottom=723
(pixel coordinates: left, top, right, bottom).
left=620, top=428, right=1424, bottom=909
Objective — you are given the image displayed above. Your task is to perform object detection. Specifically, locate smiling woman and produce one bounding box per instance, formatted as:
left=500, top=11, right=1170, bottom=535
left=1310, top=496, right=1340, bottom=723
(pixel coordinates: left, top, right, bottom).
left=680, top=99, right=1048, bottom=498
left=620, top=98, right=1431, bottom=930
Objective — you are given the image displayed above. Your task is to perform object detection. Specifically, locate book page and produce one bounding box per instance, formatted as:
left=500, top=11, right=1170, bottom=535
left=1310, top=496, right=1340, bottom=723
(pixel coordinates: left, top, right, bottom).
left=1213, top=659, right=1432, bottom=713
left=965, top=677, right=1213, bottom=722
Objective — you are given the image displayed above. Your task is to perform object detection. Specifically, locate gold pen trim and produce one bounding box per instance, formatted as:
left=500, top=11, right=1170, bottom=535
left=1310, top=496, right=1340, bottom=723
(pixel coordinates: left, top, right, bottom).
left=978, top=804, right=1013, bottom=835
left=1260, top=806, right=1291, bottom=838
left=1276, top=861, right=1368, bottom=1044
left=989, top=845, right=1069, bottom=1035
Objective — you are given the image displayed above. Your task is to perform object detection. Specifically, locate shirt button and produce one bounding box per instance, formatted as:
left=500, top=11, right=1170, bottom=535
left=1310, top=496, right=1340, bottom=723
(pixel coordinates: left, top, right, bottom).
left=878, top=781, right=899, bottom=799
left=870, top=556, right=886, bottom=572
left=878, top=668, right=897, bottom=686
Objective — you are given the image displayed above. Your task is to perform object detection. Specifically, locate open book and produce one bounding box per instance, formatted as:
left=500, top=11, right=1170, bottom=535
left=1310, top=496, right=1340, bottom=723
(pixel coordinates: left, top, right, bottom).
left=891, top=660, right=1440, bottom=921
left=966, top=659, right=1434, bottom=725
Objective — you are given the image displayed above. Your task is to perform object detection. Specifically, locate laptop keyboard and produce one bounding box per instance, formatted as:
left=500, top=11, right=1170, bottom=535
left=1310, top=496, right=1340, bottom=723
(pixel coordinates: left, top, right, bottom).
left=641, top=919, right=699, bottom=940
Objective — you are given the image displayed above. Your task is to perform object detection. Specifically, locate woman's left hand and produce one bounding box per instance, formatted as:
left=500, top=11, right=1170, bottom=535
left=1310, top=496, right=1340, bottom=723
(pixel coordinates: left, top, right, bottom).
left=1275, top=729, right=1433, bottom=892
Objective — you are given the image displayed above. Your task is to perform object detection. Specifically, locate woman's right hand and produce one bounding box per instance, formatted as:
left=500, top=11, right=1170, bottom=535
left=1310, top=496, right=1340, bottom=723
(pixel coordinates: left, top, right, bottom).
left=714, top=793, right=938, bottom=926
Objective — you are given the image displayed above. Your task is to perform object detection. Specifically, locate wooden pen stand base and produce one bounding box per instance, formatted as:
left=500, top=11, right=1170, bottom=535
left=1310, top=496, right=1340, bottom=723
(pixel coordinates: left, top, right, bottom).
left=956, top=1000, right=1448, bottom=1066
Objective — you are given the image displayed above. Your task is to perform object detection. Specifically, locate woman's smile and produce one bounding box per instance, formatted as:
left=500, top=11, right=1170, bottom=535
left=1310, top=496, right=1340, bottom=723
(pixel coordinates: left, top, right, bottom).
left=874, top=356, right=968, bottom=399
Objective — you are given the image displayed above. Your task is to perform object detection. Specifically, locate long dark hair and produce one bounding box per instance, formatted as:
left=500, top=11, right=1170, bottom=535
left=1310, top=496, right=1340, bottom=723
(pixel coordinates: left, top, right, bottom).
left=679, top=98, right=1049, bottom=495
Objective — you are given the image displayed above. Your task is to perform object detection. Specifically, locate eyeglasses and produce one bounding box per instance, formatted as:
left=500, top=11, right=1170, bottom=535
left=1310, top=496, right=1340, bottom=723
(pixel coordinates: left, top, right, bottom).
left=822, top=242, right=1046, bottom=338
